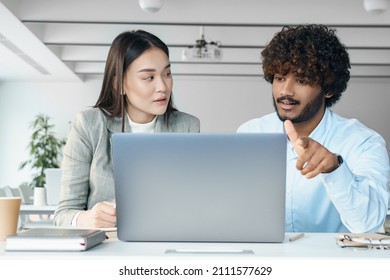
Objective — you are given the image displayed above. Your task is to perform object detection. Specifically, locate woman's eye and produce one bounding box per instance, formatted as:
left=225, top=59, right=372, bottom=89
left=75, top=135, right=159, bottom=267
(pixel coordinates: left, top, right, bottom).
left=144, top=76, right=154, bottom=81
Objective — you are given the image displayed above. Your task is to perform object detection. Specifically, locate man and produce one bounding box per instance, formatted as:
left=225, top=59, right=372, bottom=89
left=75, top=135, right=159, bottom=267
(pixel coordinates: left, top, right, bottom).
left=237, top=24, right=389, bottom=233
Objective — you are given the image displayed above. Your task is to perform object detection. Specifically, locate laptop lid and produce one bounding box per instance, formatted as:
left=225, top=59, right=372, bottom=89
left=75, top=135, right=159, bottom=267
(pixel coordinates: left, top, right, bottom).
left=112, top=133, right=287, bottom=243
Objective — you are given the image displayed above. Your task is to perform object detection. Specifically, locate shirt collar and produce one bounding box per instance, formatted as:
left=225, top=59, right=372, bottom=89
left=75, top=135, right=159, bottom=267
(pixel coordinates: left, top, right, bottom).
left=308, top=108, right=332, bottom=141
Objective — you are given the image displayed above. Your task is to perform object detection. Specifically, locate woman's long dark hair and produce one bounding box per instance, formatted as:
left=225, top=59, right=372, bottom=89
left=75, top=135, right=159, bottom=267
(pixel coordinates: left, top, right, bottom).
left=94, top=30, right=177, bottom=131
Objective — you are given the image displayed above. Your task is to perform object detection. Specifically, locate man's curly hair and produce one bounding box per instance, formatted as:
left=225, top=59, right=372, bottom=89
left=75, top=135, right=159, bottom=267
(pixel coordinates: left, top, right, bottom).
left=261, top=24, right=350, bottom=107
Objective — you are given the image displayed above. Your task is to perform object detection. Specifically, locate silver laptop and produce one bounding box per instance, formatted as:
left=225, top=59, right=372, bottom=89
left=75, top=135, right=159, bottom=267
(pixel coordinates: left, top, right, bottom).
left=112, top=133, right=287, bottom=243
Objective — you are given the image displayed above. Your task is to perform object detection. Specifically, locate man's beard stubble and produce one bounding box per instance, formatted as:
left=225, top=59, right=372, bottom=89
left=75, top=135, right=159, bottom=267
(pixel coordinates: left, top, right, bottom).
left=273, top=93, right=325, bottom=124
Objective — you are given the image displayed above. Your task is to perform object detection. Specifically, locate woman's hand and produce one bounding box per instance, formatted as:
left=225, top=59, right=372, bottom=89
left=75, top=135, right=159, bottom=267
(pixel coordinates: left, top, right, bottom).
left=76, top=201, right=116, bottom=228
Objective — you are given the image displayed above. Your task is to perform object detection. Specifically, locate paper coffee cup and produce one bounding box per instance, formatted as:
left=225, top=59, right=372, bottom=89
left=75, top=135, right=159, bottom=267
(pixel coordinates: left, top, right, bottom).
left=0, top=197, right=22, bottom=241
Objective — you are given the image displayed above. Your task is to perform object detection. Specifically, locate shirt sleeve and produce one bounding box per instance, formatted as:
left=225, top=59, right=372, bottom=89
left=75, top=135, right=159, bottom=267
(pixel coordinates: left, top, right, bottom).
left=321, top=135, right=390, bottom=233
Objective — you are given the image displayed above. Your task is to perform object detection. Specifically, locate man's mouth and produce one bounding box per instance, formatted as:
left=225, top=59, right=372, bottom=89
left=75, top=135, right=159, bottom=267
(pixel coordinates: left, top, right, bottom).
left=277, top=97, right=299, bottom=105
left=277, top=97, right=299, bottom=110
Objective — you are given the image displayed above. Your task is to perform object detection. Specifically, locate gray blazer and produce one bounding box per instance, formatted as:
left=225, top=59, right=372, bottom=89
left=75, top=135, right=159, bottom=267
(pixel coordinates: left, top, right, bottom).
left=54, top=108, right=200, bottom=226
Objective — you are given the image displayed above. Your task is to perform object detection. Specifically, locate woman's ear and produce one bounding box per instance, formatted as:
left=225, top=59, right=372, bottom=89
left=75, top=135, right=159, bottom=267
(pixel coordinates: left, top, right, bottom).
left=112, top=76, right=117, bottom=91
left=112, top=77, right=126, bottom=95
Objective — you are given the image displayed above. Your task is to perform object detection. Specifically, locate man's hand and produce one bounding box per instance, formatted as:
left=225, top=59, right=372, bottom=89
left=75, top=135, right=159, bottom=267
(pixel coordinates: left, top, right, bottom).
left=284, top=120, right=339, bottom=179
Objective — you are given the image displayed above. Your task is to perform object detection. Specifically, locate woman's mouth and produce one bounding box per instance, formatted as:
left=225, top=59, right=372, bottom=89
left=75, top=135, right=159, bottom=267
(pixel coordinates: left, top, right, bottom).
left=153, top=97, right=167, bottom=105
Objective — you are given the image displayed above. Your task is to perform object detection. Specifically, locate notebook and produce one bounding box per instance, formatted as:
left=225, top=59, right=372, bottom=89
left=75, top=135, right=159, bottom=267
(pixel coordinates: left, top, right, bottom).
left=112, top=133, right=287, bottom=243
left=5, top=228, right=107, bottom=251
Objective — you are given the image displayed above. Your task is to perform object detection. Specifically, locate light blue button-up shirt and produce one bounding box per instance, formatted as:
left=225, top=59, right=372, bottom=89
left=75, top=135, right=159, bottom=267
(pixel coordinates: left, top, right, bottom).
left=237, top=109, right=389, bottom=233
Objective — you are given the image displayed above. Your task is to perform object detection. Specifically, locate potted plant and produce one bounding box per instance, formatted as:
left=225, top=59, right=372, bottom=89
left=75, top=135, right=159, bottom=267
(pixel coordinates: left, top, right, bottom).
left=19, top=113, right=66, bottom=206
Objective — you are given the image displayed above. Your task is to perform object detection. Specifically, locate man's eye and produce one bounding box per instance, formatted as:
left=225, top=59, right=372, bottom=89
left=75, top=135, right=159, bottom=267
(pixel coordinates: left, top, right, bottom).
left=274, top=76, right=283, bottom=81
left=297, top=79, right=308, bottom=84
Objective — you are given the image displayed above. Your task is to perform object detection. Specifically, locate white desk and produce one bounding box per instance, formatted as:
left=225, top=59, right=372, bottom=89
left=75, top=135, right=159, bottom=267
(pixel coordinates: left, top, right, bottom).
left=20, top=204, right=56, bottom=215
left=1, top=233, right=389, bottom=279
left=1, top=232, right=390, bottom=259
left=18, top=205, right=56, bottom=229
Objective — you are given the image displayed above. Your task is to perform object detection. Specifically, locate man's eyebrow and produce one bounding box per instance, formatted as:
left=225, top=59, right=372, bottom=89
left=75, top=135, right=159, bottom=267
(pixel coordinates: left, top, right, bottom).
left=138, top=64, right=171, bottom=73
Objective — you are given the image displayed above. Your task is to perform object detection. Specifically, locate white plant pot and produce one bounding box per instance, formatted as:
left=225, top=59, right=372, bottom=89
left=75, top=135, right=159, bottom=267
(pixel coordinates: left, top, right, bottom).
left=33, top=187, right=47, bottom=207
left=45, top=168, right=62, bottom=206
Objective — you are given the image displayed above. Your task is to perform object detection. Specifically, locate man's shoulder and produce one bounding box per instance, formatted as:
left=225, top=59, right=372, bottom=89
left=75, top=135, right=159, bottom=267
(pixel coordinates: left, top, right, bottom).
left=237, top=112, right=282, bottom=132
left=329, top=110, right=380, bottom=136
left=327, top=110, right=385, bottom=144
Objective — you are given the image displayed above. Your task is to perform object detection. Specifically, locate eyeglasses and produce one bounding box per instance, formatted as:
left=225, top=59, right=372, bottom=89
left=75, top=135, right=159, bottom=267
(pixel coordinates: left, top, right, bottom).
left=336, top=234, right=390, bottom=250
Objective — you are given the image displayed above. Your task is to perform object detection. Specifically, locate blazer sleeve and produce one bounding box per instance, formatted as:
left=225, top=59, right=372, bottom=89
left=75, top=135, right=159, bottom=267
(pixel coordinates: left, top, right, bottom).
left=53, top=111, right=95, bottom=226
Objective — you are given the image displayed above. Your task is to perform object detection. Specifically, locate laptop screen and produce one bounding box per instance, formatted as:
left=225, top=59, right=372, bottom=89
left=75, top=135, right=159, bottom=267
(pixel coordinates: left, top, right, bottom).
left=112, top=133, right=287, bottom=243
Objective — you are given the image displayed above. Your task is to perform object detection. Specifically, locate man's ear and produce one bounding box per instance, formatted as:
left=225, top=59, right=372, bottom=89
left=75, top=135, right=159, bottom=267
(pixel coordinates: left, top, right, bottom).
left=325, top=92, right=333, bottom=98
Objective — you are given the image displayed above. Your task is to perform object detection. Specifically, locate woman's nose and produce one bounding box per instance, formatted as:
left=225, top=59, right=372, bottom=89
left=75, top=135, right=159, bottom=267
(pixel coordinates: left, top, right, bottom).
left=156, top=76, right=168, bottom=92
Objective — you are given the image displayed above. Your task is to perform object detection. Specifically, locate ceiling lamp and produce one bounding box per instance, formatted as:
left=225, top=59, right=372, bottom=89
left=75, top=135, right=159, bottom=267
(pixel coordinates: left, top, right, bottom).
left=182, top=27, right=222, bottom=62
left=138, top=0, right=164, bottom=13
left=363, top=0, right=388, bottom=14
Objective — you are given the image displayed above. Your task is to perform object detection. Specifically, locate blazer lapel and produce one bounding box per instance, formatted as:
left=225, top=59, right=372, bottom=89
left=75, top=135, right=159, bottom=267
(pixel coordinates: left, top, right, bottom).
left=155, top=115, right=169, bottom=132
left=107, top=115, right=131, bottom=133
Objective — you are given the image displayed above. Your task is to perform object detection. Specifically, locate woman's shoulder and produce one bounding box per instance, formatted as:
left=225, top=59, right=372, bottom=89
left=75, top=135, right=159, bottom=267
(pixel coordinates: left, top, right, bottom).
left=75, top=107, right=107, bottom=123
left=167, top=110, right=200, bottom=132
left=74, top=107, right=108, bottom=127
left=172, top=110, right=199, bottom=122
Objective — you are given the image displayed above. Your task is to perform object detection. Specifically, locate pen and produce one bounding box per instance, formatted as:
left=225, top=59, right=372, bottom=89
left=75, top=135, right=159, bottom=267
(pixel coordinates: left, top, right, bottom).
left=289, top=233, right=304, bottom=242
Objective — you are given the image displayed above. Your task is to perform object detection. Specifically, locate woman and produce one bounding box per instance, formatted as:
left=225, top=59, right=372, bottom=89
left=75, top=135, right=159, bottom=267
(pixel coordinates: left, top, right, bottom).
left=54, top=30, right=200, bottom=228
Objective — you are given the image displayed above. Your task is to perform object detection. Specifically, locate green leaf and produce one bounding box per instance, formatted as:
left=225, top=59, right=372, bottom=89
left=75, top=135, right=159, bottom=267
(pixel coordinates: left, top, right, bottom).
left=19, top=113, right=66, bottom=188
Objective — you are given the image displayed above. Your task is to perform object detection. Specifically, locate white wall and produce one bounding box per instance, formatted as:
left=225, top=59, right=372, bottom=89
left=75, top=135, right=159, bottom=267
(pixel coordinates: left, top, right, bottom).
left=0, top=76, right=389, bottom=188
